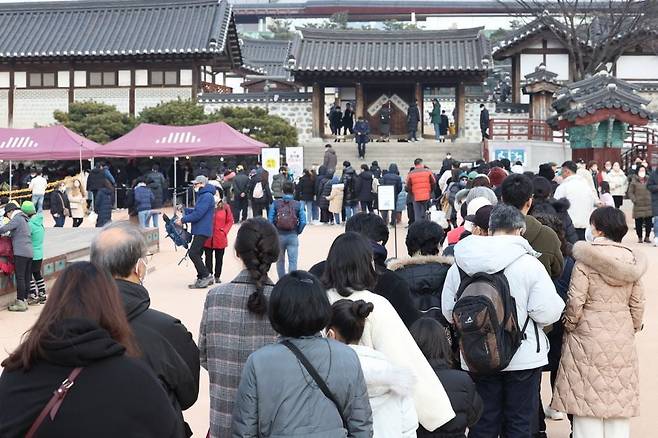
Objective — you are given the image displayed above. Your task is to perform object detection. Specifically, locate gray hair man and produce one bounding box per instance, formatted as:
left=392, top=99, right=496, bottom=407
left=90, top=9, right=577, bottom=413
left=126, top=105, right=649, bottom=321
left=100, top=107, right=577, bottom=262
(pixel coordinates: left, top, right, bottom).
left=90, top=221, right=200, bottom=437
left=441, top=204, right=564, bottom=437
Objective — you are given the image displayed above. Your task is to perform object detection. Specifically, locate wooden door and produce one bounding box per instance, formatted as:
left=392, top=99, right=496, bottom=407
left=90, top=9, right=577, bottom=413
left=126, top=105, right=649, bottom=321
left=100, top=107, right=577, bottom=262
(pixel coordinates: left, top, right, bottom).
left=363, top=85, right=414, bottom=136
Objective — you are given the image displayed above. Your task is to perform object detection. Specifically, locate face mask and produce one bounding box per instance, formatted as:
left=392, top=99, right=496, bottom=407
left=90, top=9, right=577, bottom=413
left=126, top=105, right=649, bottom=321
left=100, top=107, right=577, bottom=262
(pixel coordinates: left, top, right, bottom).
left=59, top=186, right=66, bottom=193
left=585, top=226, right=595, bottom=242
left=639, top=171, right=646, bottom=178
left=193, top=186, right=200, bottom=193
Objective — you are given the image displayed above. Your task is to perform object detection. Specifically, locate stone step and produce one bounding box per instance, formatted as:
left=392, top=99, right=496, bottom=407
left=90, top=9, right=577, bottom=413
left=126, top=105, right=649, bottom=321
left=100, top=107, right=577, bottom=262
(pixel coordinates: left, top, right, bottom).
left=302, top=139, right=482, bottom=175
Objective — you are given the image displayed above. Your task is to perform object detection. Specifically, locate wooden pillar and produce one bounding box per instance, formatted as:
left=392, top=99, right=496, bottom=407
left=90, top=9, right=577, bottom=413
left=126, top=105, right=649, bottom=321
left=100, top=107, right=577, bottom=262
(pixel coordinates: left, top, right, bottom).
left=415, top=82, right=423, bottom=137
left=312, top=82, right=324, bottom=138
left=191, top=63, right=200, bottom=101
left=68, top=68, right=74, bottom=104
left=355, top=82, right=364, bottom=118
left=7, top=68, right=14, bottom=128
left=511, top=55, right=521, bottom=104
left=129, top=69, right=136, bottom=116
left=456, top=81, right=465, bottom=138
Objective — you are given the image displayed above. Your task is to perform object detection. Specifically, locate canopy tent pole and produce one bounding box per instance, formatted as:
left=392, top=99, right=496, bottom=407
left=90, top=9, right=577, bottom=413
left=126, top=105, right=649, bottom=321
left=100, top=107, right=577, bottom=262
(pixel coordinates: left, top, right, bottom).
left=79, top=144, right=83, bottom=176
left=173, top=156, right=177, bottom=214
left=8, top=160, right=12, bottom=202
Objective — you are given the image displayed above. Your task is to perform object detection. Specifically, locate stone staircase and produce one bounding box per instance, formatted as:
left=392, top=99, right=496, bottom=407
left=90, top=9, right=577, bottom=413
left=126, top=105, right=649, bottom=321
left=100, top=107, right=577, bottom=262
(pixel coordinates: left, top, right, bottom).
left=302, top=138, right=483, bottom=176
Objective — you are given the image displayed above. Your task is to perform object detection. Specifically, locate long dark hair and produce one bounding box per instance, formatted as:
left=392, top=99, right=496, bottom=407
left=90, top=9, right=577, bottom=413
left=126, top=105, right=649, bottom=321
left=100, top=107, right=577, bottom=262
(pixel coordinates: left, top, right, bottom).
left=329, top=299, right=374, bottom=344
left=322, top=232, right=377, bottom=297
left=2, top=262, right=139, bottom=371
left=234, top=218, right=280, bottom=315
left=409, top=317, right=453, bottom=367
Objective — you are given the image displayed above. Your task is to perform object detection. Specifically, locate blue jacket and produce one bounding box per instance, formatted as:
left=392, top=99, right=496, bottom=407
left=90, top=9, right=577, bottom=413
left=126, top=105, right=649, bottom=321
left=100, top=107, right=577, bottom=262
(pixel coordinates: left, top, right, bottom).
left=182, top=184, right=216, bottom=237
left=95, top=188, right=114, bottom=227
left=133, top=185, right=154, bottom=212
left=268, top=194, right=307, bottom=235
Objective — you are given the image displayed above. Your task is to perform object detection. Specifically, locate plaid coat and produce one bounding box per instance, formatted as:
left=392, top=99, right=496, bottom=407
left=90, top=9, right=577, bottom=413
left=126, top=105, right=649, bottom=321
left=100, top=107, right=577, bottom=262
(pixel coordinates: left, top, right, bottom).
left=199, top=270, right=278, bottom=438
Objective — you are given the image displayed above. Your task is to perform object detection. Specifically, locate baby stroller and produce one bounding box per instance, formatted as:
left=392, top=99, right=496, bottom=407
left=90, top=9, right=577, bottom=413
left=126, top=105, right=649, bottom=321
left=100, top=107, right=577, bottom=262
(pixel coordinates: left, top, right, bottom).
left=163, top=213, right=192, bottom=265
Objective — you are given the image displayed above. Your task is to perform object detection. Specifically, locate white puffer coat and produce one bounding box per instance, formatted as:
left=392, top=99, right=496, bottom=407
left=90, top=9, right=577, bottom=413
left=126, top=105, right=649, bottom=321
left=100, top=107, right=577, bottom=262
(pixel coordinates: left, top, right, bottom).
left=350, top=345, right=418, bottom=438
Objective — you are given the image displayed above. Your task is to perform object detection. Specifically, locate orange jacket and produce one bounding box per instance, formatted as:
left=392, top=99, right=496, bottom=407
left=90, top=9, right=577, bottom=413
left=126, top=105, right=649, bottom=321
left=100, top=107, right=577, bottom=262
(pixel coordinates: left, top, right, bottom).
left=406, top=167, right=436, bottom=202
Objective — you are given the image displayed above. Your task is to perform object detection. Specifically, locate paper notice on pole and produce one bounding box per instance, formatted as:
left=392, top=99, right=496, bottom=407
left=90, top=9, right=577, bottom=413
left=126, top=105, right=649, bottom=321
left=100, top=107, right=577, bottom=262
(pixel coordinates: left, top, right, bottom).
left=377, top=185, right=395, bottom=211
left=285, top=147, right=304, bottom=181
left=262, top=148, right=280, bottom=185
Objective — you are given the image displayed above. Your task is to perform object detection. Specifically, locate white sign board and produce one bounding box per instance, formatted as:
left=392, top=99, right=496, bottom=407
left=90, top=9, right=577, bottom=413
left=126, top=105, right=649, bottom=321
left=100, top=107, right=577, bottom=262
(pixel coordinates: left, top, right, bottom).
left=261, top=148, right=280, bottom=185
left=389, top=94, right=409, bottom=113
left=367, top=94, right=389, bottom=116
left=285, top=147, right=304, bottom=181
left=377, top=185, right=396, bottom=211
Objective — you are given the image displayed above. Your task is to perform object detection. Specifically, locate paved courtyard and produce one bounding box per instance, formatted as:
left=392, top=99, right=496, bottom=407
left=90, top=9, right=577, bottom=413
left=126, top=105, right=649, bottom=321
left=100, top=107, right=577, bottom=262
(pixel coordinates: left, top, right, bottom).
left=0, top=209, right=656, bottom=437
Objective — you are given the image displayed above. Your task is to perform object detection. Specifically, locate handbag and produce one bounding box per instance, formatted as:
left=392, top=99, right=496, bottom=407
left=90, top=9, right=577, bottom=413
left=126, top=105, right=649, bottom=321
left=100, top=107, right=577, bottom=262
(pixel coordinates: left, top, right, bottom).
left=26, top=367, right=83, bottom=438
left=281, top=340, right=348, bottom=430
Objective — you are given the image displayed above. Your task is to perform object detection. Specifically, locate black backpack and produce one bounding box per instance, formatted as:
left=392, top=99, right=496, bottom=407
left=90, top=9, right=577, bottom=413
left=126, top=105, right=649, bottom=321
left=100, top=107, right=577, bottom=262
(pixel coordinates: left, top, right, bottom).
left=452, top=267, right=531, bottom=374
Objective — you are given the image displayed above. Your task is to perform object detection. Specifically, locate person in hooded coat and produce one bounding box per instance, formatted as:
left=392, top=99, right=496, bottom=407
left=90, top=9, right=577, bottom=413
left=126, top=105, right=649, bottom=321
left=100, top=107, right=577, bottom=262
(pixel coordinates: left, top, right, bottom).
left=323, top=144, right=338, bottom=175
left=441, top=205, right=564, bottom=438
left=0, top=262, right=181, bottom=438
left=531, top=176, right=579, bottom=244
left=95, top=180, right=114, bottom=228
left=552, top=207, right=646, bottom=438
left=328, top=299, right=418, bottom=438
left=90, top=223, right=200, bottom=437
left=388, top=220, right=453, bottom=327
left=317, top=168, right=335, bottom=224
left=407, top=101, right=421, bottom=142
left=380, top=163, right=403, bottom=226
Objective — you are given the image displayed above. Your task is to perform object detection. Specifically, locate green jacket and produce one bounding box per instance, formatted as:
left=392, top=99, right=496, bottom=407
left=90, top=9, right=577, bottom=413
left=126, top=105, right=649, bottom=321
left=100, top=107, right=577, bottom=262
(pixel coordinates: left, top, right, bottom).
left=430, top=105, right=441, bottom=124
left=524, top=215, right=564, bottom=279
left=28, top=213, right=45, bottom=260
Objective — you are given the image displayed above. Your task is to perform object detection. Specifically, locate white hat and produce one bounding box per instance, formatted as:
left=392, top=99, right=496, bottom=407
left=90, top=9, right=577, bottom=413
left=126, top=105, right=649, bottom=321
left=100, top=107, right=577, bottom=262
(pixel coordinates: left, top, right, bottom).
left=464, top=197, right=493, bottom=231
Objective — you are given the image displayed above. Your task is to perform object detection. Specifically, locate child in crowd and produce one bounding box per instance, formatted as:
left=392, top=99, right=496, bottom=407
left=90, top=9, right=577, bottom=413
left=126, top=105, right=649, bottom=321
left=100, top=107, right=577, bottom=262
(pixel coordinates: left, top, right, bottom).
left=328, top=299, right=418, bottom=438
left=410, top=317, right=483, bottom=437
left=204, top=189, right=234, bottom=284
left=599, top=181, right=615, bottom=208
left=21, top=201, right=46, bottom=304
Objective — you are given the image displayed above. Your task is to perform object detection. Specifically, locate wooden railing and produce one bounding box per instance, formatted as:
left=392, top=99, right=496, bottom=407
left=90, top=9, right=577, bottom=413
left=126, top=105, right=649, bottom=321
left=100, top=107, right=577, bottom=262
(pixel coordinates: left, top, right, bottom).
left=621, top=126, right=658, bottom=170
left=489, top=118, right=567, bottom=142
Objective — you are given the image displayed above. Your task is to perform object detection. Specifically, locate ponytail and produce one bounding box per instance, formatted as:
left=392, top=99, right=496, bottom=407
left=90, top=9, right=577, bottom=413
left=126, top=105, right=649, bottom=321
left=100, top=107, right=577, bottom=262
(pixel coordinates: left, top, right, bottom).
left=234, top=218, right=280, bottom=315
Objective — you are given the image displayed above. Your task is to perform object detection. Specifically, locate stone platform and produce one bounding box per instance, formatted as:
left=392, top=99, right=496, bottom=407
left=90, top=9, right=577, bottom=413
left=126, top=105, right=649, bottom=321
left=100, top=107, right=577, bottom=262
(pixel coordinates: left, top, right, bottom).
left=0, top=226, right=159, bottom=309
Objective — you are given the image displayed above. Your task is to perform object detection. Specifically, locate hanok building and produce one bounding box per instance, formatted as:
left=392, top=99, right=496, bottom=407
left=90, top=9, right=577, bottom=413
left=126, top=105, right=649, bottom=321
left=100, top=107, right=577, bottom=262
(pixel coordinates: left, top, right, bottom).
left=239, top=38, right=298, bottom=93
left=0, top=0, right=242, bottom=128
left=287, top=27, right=492, bottom=138
left=492, top=17, right=658, bottom=106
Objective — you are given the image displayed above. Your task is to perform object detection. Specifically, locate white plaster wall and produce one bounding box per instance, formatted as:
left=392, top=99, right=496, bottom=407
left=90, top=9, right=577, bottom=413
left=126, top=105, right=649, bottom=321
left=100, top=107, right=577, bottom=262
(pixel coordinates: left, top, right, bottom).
left=638, top=91, right=658, bottom=112
left=520, top=54, right=545, bottom=77
left=74, top=88, right=130, bottom=113
left=13, top=89, right=68, bottom=128
left=545, top=54, right=570, bottom=80
left=134, top=87, right=192, bottom=115
left=0, top=90, right=8, bottom=128
left=617, top=56, right=658, bottom=80
left=0, top=72, right=9, bottom=88
left=225, top=77, right=244, bottom=94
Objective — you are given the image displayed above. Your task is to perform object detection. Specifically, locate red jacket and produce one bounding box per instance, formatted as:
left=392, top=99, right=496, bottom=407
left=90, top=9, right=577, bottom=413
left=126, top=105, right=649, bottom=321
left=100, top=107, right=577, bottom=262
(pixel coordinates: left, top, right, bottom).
left=406, top=166, right=436, bottom=202
left=204, top=205, right=234, bottom=249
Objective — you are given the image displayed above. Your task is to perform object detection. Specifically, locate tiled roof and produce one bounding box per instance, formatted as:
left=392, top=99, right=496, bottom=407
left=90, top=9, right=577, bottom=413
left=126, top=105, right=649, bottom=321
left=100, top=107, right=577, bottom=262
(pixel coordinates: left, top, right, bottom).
left=524, top=64, right=559, bottom=85
left=289, top=27, right=491, bottom=74
left=492, top=16, right=574, bottom=60
left=199, top=91, right=312, bottom=103
left=0, top=0, right=239, bottom=60
left=547, top=71, right=656, bottom=128
left=240, top=38, right=293, bottom=78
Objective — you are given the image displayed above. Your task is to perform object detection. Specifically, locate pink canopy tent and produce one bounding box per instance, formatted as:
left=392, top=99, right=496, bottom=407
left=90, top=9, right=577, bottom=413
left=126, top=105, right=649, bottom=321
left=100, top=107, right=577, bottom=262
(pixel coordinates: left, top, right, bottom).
left=0, top=125, right=99, bottom=160
left=99, top=122, right=266, bottom=157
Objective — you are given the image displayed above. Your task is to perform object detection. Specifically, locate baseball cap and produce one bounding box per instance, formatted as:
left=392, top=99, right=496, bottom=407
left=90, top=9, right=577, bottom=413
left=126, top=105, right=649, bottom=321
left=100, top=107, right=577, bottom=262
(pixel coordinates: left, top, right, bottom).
left=472, top=205, right=494, bottom=230
left=468, top=171, right=479, bottom=180
left=193, top=175, right=208, bottom=185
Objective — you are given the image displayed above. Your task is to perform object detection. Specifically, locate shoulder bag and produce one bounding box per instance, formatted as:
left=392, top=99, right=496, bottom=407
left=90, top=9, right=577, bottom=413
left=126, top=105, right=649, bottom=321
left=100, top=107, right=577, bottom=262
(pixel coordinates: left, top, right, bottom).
left=26, top=367, right=83, bottom=438
left=281, top=340, right=348, bottom=430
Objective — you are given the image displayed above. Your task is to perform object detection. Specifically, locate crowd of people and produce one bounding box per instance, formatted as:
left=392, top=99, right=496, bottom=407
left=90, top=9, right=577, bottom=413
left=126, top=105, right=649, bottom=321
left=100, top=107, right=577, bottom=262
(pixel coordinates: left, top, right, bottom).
left=0, top=149, right=652, bottom=438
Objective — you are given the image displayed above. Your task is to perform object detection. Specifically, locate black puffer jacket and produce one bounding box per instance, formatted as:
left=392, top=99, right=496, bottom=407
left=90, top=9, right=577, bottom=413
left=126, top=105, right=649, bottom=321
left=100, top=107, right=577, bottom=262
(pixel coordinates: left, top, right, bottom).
left=86, top=168, right=107, bottom=192
left=417, top=359, right=483, bottom=438
left=388, top=255, right=453, bottom=326
left=0, top=318, right=182, bottom=438
left=531, top=197, right=578, bottom=244
left=296, top=174, right=316, bottom=202
left=116, top=280, right=200, bottom=437
left=341, top=167, right=358, bottom=203
left=317, top=177, right=333, bottom=210
left=381, top=165, right=403, bottom=200
left=49, top=190, right=71, bottom=217
left=357, top=170, right=374, bottom=202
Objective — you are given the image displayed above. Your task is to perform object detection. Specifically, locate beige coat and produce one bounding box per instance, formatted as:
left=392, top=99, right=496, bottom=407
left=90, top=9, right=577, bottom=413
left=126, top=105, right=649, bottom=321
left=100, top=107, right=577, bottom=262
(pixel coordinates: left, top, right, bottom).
left=327, top=183, right=344, bottom=214
left=552, top=240, right=646, bottom=418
